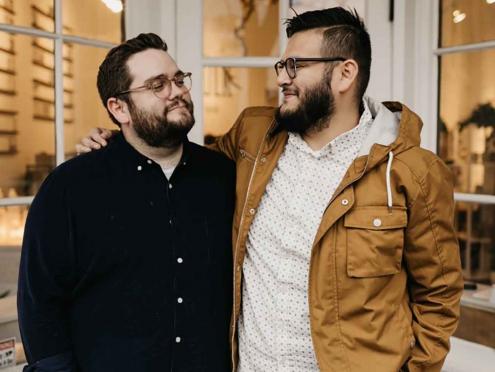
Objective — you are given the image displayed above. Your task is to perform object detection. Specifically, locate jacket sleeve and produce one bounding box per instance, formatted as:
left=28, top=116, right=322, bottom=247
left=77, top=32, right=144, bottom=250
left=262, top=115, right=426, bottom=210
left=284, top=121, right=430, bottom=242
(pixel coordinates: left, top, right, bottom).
left=404, top=158, right=463, bottom=372
left=206, top=109, right=247, bottom=161
left=17, top=171, right=77, bottom=368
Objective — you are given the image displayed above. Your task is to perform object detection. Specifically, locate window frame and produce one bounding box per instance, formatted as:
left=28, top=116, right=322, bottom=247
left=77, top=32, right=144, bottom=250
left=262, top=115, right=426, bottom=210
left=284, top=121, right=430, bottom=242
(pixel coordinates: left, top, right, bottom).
left=0, top=0, right=122, bottom=208
left=396, top=0, right=495, bottom=205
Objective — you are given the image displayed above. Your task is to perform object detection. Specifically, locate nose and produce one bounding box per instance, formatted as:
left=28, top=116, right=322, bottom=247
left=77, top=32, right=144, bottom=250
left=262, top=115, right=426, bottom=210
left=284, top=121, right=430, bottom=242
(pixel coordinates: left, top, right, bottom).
left=167, top=81, right=184, bottom=101
left=276, top=66, right=292, bottom=87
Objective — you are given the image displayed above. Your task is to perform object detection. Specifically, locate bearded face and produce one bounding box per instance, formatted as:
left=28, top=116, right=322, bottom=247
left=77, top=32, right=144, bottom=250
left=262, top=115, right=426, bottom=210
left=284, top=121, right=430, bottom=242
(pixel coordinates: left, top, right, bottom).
left=275, top=77, right=335, bottom=135
left=128, top=97, right=195, bottom=148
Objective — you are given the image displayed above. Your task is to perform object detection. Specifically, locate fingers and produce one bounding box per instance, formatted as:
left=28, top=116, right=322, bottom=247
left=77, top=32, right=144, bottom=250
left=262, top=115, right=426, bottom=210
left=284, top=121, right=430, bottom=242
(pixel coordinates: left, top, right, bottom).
left=75, top=127, right=117, bottom=156
left=89, top=127, right=109, bottom=147
left=82, top=135, right=102, bottom=150
left=75, top=143, right=92, bottom=155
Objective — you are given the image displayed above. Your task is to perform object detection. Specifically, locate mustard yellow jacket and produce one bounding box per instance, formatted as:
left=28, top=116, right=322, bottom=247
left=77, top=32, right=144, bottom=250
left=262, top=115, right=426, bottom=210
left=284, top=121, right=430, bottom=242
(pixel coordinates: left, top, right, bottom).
left=212, top=99, right=463, bottom=372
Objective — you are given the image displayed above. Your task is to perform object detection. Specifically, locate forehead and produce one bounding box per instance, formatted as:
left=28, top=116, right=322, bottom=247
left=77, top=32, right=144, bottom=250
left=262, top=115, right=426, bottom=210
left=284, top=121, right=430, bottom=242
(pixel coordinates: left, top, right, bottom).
left=282, top=29, right=324, bottom=58
left=126, top=48, right=178, bottom=85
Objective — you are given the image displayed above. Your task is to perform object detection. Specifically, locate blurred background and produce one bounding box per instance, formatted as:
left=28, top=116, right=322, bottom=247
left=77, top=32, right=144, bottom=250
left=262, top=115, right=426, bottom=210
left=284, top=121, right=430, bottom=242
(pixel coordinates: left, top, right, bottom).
left=0, top=0, right=493, bottom=370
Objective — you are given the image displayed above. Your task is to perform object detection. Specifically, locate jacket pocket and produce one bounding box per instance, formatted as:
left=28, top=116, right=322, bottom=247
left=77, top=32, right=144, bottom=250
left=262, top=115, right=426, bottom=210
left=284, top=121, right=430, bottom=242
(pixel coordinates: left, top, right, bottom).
left=345, top=206, right=407, bottom=277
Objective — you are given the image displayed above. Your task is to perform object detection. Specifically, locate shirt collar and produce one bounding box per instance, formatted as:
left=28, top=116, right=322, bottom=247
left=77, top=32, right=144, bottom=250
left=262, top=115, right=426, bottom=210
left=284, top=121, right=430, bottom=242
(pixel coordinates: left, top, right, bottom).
left=288, top=98, right=373, bottom=159
left=110, top=132, right=191, bottom=173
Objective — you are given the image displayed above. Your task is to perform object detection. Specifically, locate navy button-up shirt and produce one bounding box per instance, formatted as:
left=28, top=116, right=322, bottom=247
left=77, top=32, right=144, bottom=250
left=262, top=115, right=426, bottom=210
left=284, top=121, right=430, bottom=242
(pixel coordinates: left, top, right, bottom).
left=18, top=133, right=235, bottom=372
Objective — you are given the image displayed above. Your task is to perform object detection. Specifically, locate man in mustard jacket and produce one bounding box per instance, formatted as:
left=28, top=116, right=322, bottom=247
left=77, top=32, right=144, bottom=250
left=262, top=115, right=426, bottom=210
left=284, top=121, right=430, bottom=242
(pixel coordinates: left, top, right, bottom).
left=78, top=7, right=463, bottom=372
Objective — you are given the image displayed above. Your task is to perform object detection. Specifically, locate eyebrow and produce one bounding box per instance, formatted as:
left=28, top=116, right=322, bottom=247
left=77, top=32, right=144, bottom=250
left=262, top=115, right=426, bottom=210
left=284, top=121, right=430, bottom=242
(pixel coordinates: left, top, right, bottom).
left=142, top=70, right=185, bottom=85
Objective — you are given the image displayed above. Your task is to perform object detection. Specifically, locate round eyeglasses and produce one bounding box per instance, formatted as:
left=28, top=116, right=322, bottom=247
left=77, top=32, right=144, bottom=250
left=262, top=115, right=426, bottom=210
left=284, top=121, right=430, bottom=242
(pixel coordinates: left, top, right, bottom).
left=117, top=72, right=192, bottom=99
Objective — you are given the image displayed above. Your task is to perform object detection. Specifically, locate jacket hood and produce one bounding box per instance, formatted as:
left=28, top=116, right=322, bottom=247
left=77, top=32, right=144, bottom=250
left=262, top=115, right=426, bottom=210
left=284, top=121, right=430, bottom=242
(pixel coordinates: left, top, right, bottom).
left=358, top=97, right=423, bottom=157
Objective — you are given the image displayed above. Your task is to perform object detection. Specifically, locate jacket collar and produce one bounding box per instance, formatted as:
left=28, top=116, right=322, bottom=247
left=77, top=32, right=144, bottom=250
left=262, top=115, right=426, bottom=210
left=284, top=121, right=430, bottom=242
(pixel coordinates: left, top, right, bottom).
left=358, top=97, right=423, bottom=157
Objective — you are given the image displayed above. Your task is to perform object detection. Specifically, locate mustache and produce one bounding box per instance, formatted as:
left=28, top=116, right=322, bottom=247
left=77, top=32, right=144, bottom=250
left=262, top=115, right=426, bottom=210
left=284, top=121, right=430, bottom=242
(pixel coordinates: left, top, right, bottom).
left=281, top=87, right=299, bottom=95
left=165, top=98, right=193, bottom=113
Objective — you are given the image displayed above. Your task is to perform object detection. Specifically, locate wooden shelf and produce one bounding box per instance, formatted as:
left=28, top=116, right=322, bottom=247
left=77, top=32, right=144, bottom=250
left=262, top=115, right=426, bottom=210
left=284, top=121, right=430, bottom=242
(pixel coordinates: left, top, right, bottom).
left=0, top=109, right=16, bottom=116
left=0, top=67, right=15, bottom=75
left=0, top=130, right=17, bottom=135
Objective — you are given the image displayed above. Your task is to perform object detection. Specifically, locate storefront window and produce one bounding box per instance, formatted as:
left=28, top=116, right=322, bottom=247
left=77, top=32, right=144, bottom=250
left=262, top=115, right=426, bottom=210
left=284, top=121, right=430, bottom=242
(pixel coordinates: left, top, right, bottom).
left=0, top=2, right=123, bottom=267
left=438, top=0, right=495, bottom=288
left=440, top=0, right=495, bottom=48
left=203, top=0, right=279, bottom=57
left=63, top=43, right=115, bottom=158
left=203, top=67, right=278, bottom=137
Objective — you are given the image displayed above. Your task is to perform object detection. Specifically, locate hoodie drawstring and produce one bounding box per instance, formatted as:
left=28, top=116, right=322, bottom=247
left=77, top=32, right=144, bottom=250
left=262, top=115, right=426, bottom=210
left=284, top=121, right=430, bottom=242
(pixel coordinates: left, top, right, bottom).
left=386, top=151, right=394, bottom=210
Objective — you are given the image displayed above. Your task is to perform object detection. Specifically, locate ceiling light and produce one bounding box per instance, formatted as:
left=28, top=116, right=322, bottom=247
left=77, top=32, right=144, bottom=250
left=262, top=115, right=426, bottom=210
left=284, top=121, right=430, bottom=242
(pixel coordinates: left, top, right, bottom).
left=487, top=0, right=495, bottom=5
left=452, top=10, right=466, bottom=23
left=101, top=0, right=123, bottom=13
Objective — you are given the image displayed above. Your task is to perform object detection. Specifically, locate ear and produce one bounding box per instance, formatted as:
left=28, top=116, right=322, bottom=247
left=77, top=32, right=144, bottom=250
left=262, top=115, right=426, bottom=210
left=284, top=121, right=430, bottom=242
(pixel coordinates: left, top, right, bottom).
left=107, top=97, right=130, bottom=126
left=332, top=59, right=359, bottom=94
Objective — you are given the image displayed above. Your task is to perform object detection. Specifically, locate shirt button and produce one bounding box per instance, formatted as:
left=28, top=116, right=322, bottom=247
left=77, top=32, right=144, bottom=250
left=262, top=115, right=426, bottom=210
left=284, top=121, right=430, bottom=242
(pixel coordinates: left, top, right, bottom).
left=175, top=337, right=181, bottom=343
left=341, top=199, right=349, bottom=206
left=169, top=183, right=173, bottom=189
left=249, top=208, right=255, bottom=215
left=177, top=257, right=183, bottom=264
left=177, top=297, right=183, bottom=304
left=137, top=165, right=142, bottom=171
left=147, top=160, right=152, bottom=164
left=169, top=219, right=173, bottom=225
left=373, top=218, right=382, bottom=227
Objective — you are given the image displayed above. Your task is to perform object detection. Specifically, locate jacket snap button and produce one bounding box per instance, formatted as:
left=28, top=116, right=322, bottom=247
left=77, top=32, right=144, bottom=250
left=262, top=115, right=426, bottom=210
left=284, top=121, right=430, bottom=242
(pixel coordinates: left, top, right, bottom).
left=341, top=199, right=349, bottom=206
left=410, top=337, right=416, bottom=349
left=260, top=157, right=267, bottom=163
left=373, top=218, right=382, bottom=227
left=249, top=208, right=255, bottom=215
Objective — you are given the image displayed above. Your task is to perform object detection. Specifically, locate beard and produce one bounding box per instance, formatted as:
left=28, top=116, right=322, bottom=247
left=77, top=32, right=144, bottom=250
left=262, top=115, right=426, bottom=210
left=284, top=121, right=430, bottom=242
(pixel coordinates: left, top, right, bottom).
left=275, top=79, right=335, bottom=135
left=128, top=98, right=195, bottom=148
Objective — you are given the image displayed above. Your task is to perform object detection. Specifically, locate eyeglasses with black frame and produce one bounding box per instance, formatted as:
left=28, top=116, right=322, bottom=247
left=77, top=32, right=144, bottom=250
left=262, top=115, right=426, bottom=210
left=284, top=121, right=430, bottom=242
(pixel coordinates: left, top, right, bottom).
left=274, top=57, right=346, bottom=79
left=116, top=72, right=192, bottom=99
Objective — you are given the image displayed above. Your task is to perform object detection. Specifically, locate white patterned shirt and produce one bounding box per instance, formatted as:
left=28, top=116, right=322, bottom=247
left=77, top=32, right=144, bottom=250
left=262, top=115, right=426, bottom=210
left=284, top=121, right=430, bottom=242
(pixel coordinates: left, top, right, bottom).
left=238, top=101, right=373, bottom=372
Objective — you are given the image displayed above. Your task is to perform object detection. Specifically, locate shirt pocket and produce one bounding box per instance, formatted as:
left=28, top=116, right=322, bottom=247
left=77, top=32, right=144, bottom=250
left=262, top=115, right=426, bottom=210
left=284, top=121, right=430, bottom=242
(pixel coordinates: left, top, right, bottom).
left=344, top=206, right=408, bottom=278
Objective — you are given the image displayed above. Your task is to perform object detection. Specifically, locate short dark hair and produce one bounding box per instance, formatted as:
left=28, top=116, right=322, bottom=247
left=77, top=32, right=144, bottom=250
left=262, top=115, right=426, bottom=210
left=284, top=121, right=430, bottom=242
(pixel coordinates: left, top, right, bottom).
left=97, top=33, right=168, bottom=126
left=285, top=7, right=371, bottom=102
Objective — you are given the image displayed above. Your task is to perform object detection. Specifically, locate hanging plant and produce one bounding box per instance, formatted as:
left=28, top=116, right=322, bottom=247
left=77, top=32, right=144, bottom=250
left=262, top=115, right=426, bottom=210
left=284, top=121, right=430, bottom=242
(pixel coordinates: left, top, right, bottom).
left=459, top=103, right=495, bottom=131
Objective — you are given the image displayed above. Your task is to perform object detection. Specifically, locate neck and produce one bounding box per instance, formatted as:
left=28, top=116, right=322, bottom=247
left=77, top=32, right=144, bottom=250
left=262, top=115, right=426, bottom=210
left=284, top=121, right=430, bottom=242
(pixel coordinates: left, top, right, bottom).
left=302, top=102, right=361, bottom=151
left=122, top=126, right=184, bottom=169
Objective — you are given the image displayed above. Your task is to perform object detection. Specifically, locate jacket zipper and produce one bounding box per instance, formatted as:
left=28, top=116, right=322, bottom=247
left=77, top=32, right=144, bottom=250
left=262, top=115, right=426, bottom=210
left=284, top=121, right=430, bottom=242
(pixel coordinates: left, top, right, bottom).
left=230, top=123, right=274, bottom=371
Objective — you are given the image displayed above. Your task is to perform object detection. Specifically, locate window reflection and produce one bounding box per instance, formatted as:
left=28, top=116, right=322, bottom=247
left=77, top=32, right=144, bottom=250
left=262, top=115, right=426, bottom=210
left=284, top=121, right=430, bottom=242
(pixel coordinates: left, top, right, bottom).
left=63, top=0, right=123, bottom=43
left=455, top=203, right=495, bottom=285
left=440, top=0, right=495, bottom=48
left=203, top=0, right=279, bottom=57
left=438, top=49, right=495, bottom=195
left=2, top=0, right=55, bottom=32
left=0, top=33, right=55, bottom=198
left=0, top=204, right=27, bottom=247
left=203, top=67, right=278, bottom=136
left=63, top=43, right=115, bottom=159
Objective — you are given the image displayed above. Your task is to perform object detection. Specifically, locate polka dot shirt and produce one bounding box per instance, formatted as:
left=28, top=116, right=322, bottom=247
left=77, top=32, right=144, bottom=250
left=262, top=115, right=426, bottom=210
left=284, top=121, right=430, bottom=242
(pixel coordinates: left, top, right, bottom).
left=237, top=101, right=373, bottom=371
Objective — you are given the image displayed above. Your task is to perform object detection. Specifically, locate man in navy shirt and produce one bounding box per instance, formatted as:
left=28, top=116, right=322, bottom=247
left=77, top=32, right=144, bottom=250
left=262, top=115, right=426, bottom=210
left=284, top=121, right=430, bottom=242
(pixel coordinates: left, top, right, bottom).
left=18, top=33, right=235, bottom=372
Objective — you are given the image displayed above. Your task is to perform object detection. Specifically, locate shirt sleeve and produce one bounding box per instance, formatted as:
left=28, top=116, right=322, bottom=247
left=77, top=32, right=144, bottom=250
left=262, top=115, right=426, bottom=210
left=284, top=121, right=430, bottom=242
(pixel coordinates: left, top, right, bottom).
left=22, top=351, right=76, bottom=372
left=17, top=170, right=78, bottom=366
